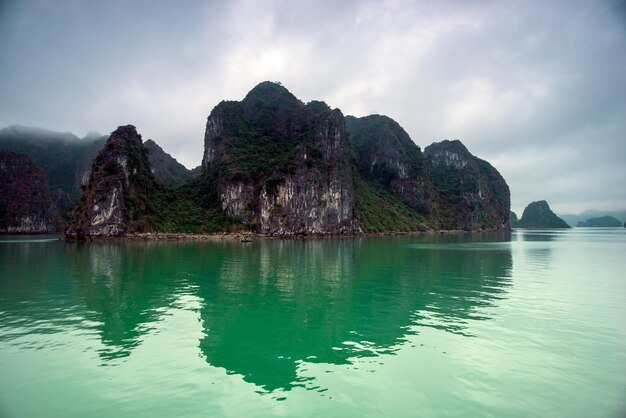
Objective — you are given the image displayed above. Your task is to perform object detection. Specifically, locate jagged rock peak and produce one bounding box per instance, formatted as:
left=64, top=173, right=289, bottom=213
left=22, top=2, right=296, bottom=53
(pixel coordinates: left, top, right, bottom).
left=423, top=139, right=510, bottom=230
left=201, top=82, right=360, bottom=234
left=305, top=100, right=331, bottom=114
left=518, top=200, right=570, bottom=228
left=105, top=124, right=142, bottom=149
left=424, top=140, right=472, bottom=169
left=346, top=114, right=422, bottom=181
left=242, top=81, right=301, bottom=107
left=66, top=125, right=155, bottom=239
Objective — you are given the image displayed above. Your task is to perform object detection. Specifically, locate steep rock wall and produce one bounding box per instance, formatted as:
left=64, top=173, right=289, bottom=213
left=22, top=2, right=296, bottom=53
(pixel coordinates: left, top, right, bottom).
left=66, top=125, right=154, bottom=238
left=346, top=115, right=431, bottom=211
left=424, top=140, right=510, bottom=230
left=203, top=82, right=360, bottom=234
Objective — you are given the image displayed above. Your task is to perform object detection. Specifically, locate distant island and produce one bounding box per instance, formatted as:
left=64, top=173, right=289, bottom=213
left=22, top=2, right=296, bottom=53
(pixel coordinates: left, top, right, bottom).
left=3, top=81, right=512, bottom=238
left=512, top=200, right=570, bottom=228
left=576, top=216, right=622, bottom=227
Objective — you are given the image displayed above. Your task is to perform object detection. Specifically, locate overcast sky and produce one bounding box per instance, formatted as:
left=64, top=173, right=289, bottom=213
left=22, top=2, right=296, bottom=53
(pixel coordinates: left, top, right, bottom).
left=1, top=0, right=624, bottom=214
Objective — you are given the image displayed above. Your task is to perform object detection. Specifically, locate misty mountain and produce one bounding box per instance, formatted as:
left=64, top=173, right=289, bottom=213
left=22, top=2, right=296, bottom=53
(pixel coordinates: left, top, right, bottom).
left=0, top=125, right=106, bottom=198
left=559, top=210, right=626, bottom=227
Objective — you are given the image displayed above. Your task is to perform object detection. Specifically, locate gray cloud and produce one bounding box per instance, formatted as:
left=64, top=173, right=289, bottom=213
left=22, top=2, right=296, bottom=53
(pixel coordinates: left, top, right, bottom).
left=1, top=0, right=624, bottom=213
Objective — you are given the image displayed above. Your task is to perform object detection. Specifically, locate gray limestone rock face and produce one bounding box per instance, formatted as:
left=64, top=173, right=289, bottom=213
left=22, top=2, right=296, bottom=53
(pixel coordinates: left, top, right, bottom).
left=424, top=140, right=510, bottom=231
left=345, top=114, right=430, bottom=212
left=88, top=182, right=126, bottom=236
left=66, top=125, right=152, bottom=239
left=203, top=82, right=360, bottom=234
left=255, top=112, right=359, bottom=234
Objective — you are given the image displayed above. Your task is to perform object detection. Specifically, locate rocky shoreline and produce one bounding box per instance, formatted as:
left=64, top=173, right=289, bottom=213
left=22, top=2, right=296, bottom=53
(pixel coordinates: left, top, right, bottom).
left=61, top=228, right=511, bottom=242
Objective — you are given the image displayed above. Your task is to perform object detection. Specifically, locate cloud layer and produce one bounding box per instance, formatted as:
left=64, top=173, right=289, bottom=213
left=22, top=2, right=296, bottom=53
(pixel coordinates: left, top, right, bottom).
left=1, top=0, right=624, bottom=213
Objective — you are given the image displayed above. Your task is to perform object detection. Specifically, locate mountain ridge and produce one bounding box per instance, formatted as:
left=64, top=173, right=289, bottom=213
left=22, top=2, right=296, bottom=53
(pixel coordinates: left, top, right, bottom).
left=2, top=82, right=514, bottom=238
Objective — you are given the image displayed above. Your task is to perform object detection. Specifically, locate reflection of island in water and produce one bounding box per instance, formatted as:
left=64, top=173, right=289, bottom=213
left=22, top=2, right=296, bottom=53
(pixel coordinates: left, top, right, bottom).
left=515, top=229, right=556, bottom=266
left=0, top=234, right=513, bottom=392
left=195, top=235, right=513, bottom=391
left=65, top=242, right=187, bottom=360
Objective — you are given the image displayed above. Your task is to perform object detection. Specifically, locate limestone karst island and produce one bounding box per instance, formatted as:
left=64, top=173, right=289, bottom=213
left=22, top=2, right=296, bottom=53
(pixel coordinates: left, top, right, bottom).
left=2, top=0, right=626, bottom=415
left=2, top=82, right=513, bottom=238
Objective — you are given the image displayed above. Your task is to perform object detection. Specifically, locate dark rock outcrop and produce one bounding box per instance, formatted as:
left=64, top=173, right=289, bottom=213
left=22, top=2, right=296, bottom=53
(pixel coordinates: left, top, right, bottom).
left=144, top=139, right=198, bottom=186
left=346, top=115, right=430, bottom=211
left=203, top=81, right=360, bottom=234
left=66, top=125, right=156, bottom=238
left=577, top=215, right=622, bottom=227
left=517, top=200, right=570, bottom=228
left=65, top=126, right=220, bottom=239
left=0, top=152, right=59, bottom=233
left=345, top=117, right=510, bottom=232
left=510, top=211, right=520, bottom=227
left=423, top=140, right=510, bottom=230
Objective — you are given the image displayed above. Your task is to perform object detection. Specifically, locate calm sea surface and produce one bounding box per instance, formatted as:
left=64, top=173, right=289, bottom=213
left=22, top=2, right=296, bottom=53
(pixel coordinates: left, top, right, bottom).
left=1, top=229, right=625, bottom=417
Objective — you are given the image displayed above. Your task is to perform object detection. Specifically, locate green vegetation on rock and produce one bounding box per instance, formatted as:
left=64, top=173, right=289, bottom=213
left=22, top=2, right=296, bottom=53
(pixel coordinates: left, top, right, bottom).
left=62, top=81, right=513, bottom=237
left=517, top=200, right=570, bottom=228
left=67, top=126, right=238, bottom=238
left=353, top=174, right=431, bottom=232
left=144, top=139, right=199, bottom=186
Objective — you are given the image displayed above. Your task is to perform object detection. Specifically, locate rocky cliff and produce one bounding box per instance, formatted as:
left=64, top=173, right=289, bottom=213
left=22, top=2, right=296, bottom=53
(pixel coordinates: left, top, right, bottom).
left=346, top=116, right=509, bottom=231
left=0, top=151, right=59, bottom=233
left=346, top=115, right=430, bottom=211
left=202, top=81, right=360, bottom=234
left=66, top=125, right=157, bottom=238
left=63, top=81, right=512, bottom=237
left=517, top=200, right=570, bottom=228
left=422, top=140, right=510, bottom=230
left=66, top=125, right=227, bottom=239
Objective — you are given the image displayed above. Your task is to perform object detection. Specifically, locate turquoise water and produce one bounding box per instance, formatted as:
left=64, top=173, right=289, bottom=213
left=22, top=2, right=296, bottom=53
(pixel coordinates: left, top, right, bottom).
left=1, top=230, right=625, bottom=417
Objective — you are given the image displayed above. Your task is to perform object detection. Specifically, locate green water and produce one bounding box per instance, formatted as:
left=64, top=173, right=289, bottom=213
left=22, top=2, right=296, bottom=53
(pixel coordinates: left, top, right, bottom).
left=1, top=230, right=625, bottom=417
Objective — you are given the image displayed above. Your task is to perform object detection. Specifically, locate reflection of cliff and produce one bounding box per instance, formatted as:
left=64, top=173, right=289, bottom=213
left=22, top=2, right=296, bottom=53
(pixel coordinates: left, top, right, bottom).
left=0, top=237, right=75, bottom=330
left=408, top=233, right=513, bottom=335
left=194, top=234, right=513, bottom=392
left=515, top=229, right=555, bottom=267
left=1, top=236, right=512, bottom=390
left=66, top=242, right=187, bottom=360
